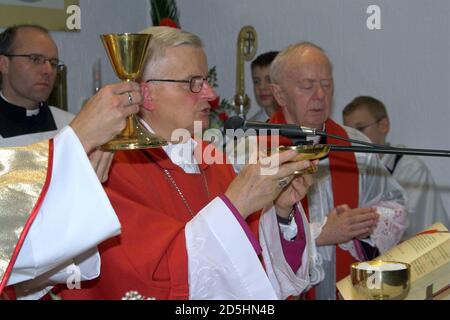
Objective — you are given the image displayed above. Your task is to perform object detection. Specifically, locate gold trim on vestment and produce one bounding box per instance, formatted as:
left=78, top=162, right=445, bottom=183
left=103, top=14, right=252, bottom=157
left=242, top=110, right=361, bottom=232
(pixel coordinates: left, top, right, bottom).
left=0, top=141, right=49, bottom=284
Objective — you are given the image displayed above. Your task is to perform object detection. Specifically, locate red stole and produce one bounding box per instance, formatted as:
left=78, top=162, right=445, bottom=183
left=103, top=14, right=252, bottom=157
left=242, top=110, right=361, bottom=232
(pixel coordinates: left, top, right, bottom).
left=270, top=111, right=359, bottom=290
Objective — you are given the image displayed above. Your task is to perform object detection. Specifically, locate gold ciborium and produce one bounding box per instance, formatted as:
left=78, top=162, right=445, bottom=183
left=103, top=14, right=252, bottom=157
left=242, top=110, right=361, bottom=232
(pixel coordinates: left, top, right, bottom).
left=277, top=144, right=330, bottom=175
left=100, top=33, right=167, bottom=151
left=351, top=261, right=411, bottom=300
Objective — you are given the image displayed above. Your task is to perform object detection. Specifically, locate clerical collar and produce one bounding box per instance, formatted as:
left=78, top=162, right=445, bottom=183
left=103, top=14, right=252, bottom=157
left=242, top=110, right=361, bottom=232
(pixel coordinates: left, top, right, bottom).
left=0, top=91, right=41, bottom=116
left=0, top=93, right=56, bottom=138
left=27, top=108, right=40, bottom=116
left=140, top=118, right=200, bottom=174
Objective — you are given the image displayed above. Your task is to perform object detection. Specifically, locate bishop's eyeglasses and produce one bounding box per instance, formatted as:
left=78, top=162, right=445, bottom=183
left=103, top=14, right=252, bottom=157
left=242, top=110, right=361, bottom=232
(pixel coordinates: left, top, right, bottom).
left=3, top=53, right=63, bottom=69
left=145, top=76, right=210, bottom=93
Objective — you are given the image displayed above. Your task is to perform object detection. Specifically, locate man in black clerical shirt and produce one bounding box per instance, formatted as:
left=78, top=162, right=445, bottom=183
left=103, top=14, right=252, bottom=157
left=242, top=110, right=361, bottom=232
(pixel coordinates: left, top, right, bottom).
left=0, top=24, right=74, bottom=146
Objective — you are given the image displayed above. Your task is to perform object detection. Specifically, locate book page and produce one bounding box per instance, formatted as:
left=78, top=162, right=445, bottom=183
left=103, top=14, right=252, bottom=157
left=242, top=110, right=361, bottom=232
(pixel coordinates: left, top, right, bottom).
left=409, top=240, right=450, bottom=280
left=337, top=222, right=450, bottom=300
left=378, top=223, right=449, bottom=266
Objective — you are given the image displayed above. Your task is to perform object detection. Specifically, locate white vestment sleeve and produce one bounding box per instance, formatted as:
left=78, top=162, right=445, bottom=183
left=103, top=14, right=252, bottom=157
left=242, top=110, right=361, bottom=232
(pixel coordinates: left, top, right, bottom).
left=259, top=204, right=324, bottom=299
left=13, top=248, right=100, bottom=300
left=185, top=197, right=277, bottom=300
left=8, top=126, right=121, bottom=291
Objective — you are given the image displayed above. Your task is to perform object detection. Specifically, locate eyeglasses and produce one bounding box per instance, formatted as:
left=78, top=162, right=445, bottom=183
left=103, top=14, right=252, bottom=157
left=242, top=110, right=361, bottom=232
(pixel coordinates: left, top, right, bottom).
left=3, top=54, right=63, bottom=69
left=355, top=119, right=382, bottom=132
left=145, top=76, right=210, bottom=93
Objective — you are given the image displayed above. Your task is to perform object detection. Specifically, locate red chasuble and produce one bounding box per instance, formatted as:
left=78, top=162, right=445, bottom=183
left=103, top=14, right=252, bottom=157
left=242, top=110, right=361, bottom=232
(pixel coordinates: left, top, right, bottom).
left=60, top=142, right=259, bottom=300
left=270, top=111, right=359, bottom=284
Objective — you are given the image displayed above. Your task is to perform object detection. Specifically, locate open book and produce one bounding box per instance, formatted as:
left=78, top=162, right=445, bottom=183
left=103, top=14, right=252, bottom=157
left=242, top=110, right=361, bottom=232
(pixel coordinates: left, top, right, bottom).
left=337, top=222, right=450, bottom=300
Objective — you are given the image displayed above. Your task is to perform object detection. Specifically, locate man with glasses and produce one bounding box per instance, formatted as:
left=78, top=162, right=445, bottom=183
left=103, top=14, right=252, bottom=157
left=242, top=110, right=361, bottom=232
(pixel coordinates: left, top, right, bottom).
left=343, top=95, right=449, bottom=239
left=59, top=26, right=325, bottom=300
left=0, top=24, right=74, bottom=147
left=268, top=42, right=408, bottom=299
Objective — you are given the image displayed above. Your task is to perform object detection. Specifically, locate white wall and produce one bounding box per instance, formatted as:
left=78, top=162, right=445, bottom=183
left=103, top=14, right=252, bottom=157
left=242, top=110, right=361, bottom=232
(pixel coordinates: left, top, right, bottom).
left=177, top=0, right=450, bottom=214
left=2, top=0, right=449, bottom=215
left=51, top=0, right=151, bottom=113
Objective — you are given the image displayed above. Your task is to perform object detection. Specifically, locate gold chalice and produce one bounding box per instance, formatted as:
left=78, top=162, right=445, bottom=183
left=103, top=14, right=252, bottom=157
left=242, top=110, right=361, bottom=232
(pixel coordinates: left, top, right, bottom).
left=100, top=33, right=167, bottom=151
left=351, top=261, right=411, bottom=300
left=277, top=144, right=330, bottom=175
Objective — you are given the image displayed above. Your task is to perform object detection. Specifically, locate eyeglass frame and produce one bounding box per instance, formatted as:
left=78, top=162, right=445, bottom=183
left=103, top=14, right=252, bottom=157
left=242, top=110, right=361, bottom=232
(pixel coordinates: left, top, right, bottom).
left=145, top=75, right=210, bottom=93
left=2, top=53, right=64, bottom=69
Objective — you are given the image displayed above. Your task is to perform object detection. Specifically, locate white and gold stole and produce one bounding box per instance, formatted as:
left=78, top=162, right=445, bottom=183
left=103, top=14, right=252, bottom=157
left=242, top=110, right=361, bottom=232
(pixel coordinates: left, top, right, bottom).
left=0, top=140, right=53, bottom=293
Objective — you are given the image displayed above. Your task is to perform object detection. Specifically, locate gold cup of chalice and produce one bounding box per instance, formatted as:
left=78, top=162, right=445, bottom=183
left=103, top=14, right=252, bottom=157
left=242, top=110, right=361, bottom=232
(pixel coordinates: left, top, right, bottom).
left=351, top=260, right=411, bottom=300
left=277, top=144, right=330, bottom=175
left=99, top=33, right=167, bottom=151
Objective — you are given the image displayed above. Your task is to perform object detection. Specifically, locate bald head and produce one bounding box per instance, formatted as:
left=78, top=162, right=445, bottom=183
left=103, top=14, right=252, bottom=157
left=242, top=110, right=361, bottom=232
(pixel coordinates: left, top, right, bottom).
left=270, top=42, right=332, bottom=85
left=270, top=42, right=334, bottom=129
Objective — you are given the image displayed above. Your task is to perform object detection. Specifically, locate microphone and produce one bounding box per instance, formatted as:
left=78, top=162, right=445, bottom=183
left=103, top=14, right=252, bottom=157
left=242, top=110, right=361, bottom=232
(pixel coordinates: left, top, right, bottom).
left=223, top=116, right=450, bottom=157
left=224, top=116, right=324, bottom=137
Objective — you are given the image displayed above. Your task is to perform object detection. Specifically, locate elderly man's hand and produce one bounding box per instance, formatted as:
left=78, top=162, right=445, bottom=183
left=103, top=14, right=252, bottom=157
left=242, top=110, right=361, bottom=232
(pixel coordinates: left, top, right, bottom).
left=316, top=205, right=379, bottom=246
left=70, top=81, right=141, bottom=153
left=225, top=150, right=314, bottom=219
left=274, top=164, right=317, bottom=219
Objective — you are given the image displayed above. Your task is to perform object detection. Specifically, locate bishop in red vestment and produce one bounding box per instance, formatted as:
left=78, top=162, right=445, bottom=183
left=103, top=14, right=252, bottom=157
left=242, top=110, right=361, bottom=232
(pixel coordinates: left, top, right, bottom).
left=59, top=27, right=325, bottom=300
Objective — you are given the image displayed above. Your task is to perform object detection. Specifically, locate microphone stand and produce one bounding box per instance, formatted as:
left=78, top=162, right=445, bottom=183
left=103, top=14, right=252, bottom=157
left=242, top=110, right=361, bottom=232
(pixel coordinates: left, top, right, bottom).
left=285, top=131, right=450, bottom=157
left=223, top=116, right=450, bottom=158
left=301, top=132, right=450, bottom=158
left=328, top=145, right=450, bottom=158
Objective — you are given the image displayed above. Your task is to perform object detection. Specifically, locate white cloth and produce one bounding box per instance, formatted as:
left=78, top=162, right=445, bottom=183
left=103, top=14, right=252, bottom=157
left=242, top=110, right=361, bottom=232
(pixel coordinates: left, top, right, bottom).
left=308, top=126, right=407, bottom=300
left=186, top=198, right=277, bottom=299
left=248, top=108, right=269, bottom=122
left=141, top=118, right=200, bottom=174
left=185, top=200, right=323, bottom=299
left=381, top=145, right=449, bottom=239
left=8, top=126, right=121, bottom=299
left=162, top=138, right=199, bottom=174
left=259, top=204, right=324, bottom=299
left=0, top=106, right=74, bottom=147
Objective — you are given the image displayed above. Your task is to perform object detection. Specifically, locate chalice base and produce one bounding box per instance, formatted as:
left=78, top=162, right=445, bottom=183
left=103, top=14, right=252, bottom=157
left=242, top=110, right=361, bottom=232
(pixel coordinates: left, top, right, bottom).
left=99, top=115, right=167, bottom=151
